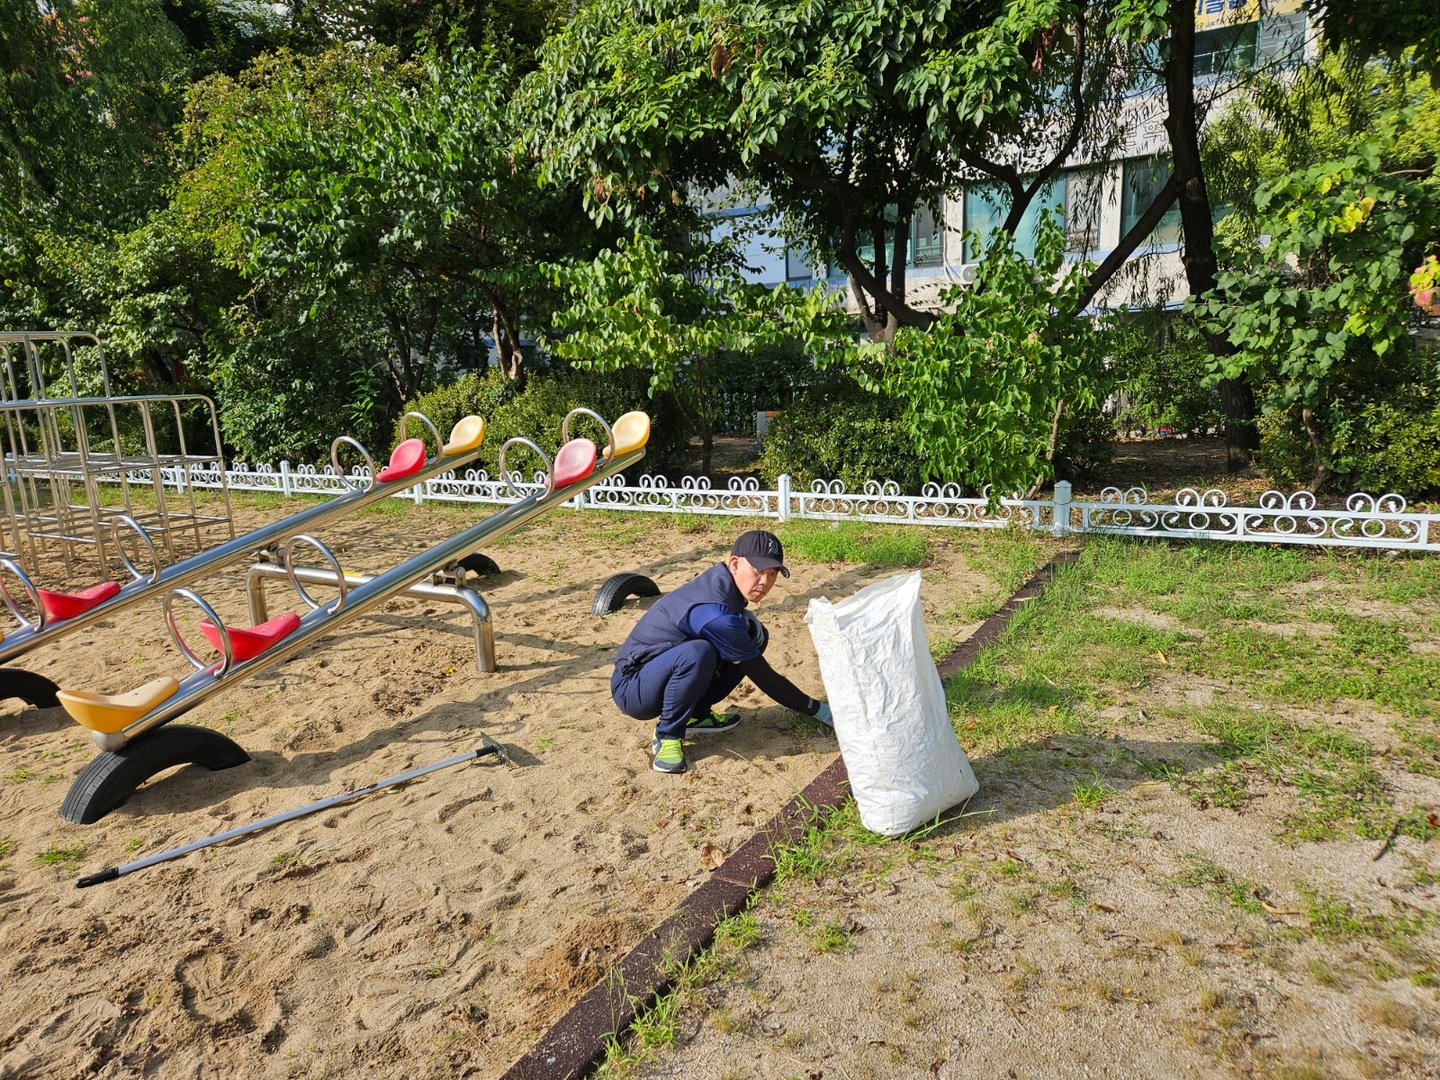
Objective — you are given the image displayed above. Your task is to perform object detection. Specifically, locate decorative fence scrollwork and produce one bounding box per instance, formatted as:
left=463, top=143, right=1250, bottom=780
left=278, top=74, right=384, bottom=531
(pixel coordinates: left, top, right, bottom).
left=51, top=459, right=1440, bottom=553
left=1073, top=485, right=1437, bottom=550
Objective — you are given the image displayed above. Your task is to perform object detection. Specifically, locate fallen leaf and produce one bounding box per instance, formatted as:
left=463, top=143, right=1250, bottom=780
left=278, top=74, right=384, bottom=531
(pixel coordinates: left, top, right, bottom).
left=699, top=841, right=725, bottom=871
left=1260, top=901, right=1302, bottom=916
left=1094, top=902, right=1119, bottom=913
left=1154, top=650, right=1168, bottom=664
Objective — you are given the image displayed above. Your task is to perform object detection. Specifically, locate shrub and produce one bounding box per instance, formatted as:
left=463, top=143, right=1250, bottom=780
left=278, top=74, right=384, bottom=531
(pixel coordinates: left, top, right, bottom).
left=401, top=367, right=688, bottom=477
left=1108, top=312, right=1225, bottom=437
left=706, top=339, right=816, bottom=434
left=1258, top=383, right=1440, bottom=499
left=758, top=381, right=930, bottom=493
left=1054, top=400, right=1115, bottom=480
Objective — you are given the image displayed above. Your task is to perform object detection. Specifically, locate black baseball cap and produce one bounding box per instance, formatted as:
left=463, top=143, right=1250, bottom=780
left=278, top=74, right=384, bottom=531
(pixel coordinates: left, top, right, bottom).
left=732, top=530, right=790, bottom=578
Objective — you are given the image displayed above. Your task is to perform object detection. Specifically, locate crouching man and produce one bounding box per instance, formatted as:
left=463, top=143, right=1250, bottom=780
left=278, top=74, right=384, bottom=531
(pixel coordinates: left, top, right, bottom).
left=611, top=530, right=832, bottom=774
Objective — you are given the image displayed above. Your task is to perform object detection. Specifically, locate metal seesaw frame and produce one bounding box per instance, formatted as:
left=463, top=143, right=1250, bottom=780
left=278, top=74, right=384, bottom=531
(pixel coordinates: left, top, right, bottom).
left=56, top=409, right=645, bottom=824
left=0, top=412, right=486, bottom=706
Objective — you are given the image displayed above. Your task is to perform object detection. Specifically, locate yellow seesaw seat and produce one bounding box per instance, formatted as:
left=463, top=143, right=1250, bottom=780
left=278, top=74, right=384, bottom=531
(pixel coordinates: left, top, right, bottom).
left=443, top=415, right=485, bottom=456
left=57, top=677, right=180, bottom=734
left=605, top=411, right=650, bottom=458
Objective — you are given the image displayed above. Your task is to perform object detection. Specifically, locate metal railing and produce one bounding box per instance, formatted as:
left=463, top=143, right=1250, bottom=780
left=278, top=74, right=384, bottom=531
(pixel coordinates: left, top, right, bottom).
left=82, top=462, right=1440, bottom=553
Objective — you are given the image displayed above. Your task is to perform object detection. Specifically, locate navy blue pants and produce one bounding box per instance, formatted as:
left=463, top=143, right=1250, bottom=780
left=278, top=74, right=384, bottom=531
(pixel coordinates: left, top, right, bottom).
left=611, top=639, right=747, bottom=741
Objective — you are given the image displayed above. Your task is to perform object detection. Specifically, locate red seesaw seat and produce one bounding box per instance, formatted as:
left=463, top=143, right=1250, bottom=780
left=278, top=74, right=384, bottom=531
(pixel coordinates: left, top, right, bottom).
left=553, top=438, right=598, bottom=489
left=37, top=581, right=122, bottom=622
left=199, top=612, right=302, bottom=663
left=376, top=438, right=427, bottom=483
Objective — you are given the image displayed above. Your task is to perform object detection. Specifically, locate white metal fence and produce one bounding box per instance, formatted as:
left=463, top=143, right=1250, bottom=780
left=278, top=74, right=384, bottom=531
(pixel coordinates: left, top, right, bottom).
left=134, top=461, right=1440, bottom=553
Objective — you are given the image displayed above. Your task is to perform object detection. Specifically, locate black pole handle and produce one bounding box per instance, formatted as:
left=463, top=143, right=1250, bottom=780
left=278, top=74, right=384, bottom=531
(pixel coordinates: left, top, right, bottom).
left=76, top=867, right=120, bottom=888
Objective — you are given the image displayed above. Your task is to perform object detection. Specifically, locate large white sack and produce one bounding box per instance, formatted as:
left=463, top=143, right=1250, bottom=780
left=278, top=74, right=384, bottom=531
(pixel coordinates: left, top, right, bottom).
left=805, top=572, right=978, bottom=837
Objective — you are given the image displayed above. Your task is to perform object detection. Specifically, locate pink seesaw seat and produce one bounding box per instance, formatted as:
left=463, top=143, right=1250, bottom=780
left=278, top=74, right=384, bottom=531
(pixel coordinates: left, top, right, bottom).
left=376, top=438, right=427, bottom=483
left=553, top=438, right=598, bottom=489
left=37, top=581, right=122, bottom=622
left=199, top=612, right=302, bottom=662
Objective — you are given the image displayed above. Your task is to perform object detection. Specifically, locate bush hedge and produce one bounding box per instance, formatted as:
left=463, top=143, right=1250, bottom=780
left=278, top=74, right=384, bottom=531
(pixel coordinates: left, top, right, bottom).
left=1259, top=389, right=1440, bottom=499
left=758, top=381, right=931, bottom=493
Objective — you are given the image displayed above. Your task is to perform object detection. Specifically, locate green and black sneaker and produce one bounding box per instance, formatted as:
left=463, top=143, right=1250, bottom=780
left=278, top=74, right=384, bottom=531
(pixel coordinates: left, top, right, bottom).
left=651, top=735, right=687, bottom=774
left=686, top=710, right=740, bottom=735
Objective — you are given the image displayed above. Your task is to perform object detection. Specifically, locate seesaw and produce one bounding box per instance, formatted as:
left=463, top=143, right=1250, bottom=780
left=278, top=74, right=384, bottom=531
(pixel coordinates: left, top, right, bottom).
left=52, top=409, right=649, bottom=824
left=0, top=410, right=487, bottom=709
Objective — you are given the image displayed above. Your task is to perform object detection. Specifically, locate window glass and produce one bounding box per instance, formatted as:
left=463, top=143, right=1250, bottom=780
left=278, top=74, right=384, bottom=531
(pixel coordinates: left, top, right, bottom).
left=1258, top=12, right=1306, bottom=68
left=1062, top=172, right=1102, bottom=254
left=852, top=203, right=944, bottom=269
left=910, top=203, right=943, bottom=267
left=1121, top=157, right=1182, bottom=248
left=785, top=243, right=814, bottom=283
left=962, top=177, right=1066, bottom=263
left=1194, top=22, right=1258, bottom=77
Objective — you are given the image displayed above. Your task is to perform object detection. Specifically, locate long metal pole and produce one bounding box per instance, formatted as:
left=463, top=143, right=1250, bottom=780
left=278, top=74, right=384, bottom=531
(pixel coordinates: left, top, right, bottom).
left=75, top=742, right=505, bottom=888
left=0, top=415, right=484, bottom=665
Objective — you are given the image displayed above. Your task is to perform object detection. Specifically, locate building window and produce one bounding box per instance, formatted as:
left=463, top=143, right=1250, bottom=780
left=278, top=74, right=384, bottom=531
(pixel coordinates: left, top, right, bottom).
left=910, top=203, right=943, bottom=267
left=785, top=243, right=814, bottom=283
left=1062, top=172, right=1102, bottom=254
left=1194, top=22, right=1258, bottom=77
left=1121, top=157, right=1183, bottom=248
left=851, top=203, right=945, bottom=269
left=1258, top=12, right=1306, bottom=68
left=961, top=177, right=1068, bottom=263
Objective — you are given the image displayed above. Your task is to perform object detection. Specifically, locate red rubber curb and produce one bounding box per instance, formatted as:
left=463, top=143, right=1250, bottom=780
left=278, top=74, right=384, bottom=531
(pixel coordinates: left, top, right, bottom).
left=500, top=550, right=1076, bottom=1080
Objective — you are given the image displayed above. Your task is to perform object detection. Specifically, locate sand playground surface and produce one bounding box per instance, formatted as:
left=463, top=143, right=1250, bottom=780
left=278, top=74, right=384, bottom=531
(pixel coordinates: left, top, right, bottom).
left=0, top=500, right=1011, bottom=1079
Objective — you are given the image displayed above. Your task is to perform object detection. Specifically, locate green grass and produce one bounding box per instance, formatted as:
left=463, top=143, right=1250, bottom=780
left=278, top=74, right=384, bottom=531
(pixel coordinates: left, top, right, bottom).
left=777, top=519, right=929, bottom=569
left=1071, top=774, right=1114, bottom=809
left=1170, top=854, right=1265, bottom=916
left=36, top=843, right=85, bottom=871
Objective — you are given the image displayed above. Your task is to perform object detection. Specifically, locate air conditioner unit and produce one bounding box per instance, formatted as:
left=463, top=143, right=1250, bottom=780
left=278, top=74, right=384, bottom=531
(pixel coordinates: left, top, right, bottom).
left=957, top=263, right=980, bottom=285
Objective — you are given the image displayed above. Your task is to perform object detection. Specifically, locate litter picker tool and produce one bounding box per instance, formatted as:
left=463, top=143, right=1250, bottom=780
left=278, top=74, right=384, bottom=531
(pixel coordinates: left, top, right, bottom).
left=76, top=740, right=507, bottom=888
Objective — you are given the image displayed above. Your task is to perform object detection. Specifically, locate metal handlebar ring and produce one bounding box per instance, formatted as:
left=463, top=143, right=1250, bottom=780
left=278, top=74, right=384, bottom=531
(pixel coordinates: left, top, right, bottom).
left=497, top=437, right=552, bottom=499
left=282, top=534, right=349, bottom=615
left=164, top=587, right=233, bottom=677
left=109, top=514, right=160, bottom=584
left=330, top=435, right=377, bottom=492
left=400, top=411, right=444, bottom=465
left=0, top=558, right=45, bottom=632
left=561, top=407, right=616, bottom=462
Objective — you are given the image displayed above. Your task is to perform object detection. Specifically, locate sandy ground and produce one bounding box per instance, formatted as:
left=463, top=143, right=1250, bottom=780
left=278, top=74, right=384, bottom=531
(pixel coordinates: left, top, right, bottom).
left=0, top=499, right=1008, bottom=1079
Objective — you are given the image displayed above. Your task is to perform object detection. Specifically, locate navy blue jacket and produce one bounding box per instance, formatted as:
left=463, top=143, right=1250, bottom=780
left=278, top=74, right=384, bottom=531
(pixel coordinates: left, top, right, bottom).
left=613, top=563, right=744, bottom=676
left=612, top=562, right=819, bottom=715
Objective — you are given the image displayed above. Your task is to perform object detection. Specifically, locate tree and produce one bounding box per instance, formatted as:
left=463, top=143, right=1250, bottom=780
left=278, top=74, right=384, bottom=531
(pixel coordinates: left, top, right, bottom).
left=1160, top=0, right=1261, bottom=468
left=547, top=230, right=843, bottom=474
left=517, top=0, right=1159, bottom=344
left=1, top=0, right=190, bottom=330
left=871, top=215, right=1114, bottom=495
left=1193, top=129, right=1439, bottom=492
left=1308, top=0, right=1440, bottom=85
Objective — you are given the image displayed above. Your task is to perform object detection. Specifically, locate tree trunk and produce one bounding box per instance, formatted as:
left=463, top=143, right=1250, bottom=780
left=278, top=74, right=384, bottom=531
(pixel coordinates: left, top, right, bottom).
left=1301, top=406, right=1334, bottom=493
left=1163, top=0, right=1259, bottom=472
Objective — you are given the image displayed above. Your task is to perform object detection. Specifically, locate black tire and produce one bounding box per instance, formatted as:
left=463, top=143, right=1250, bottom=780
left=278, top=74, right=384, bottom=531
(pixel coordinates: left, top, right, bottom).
left=60, top=725, right=251, bottom=825
left=591, top=572, right=661, bottom=616
left=457, top=553, right=500, bottom=577
left=0, top=667, right=60, bottom=708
